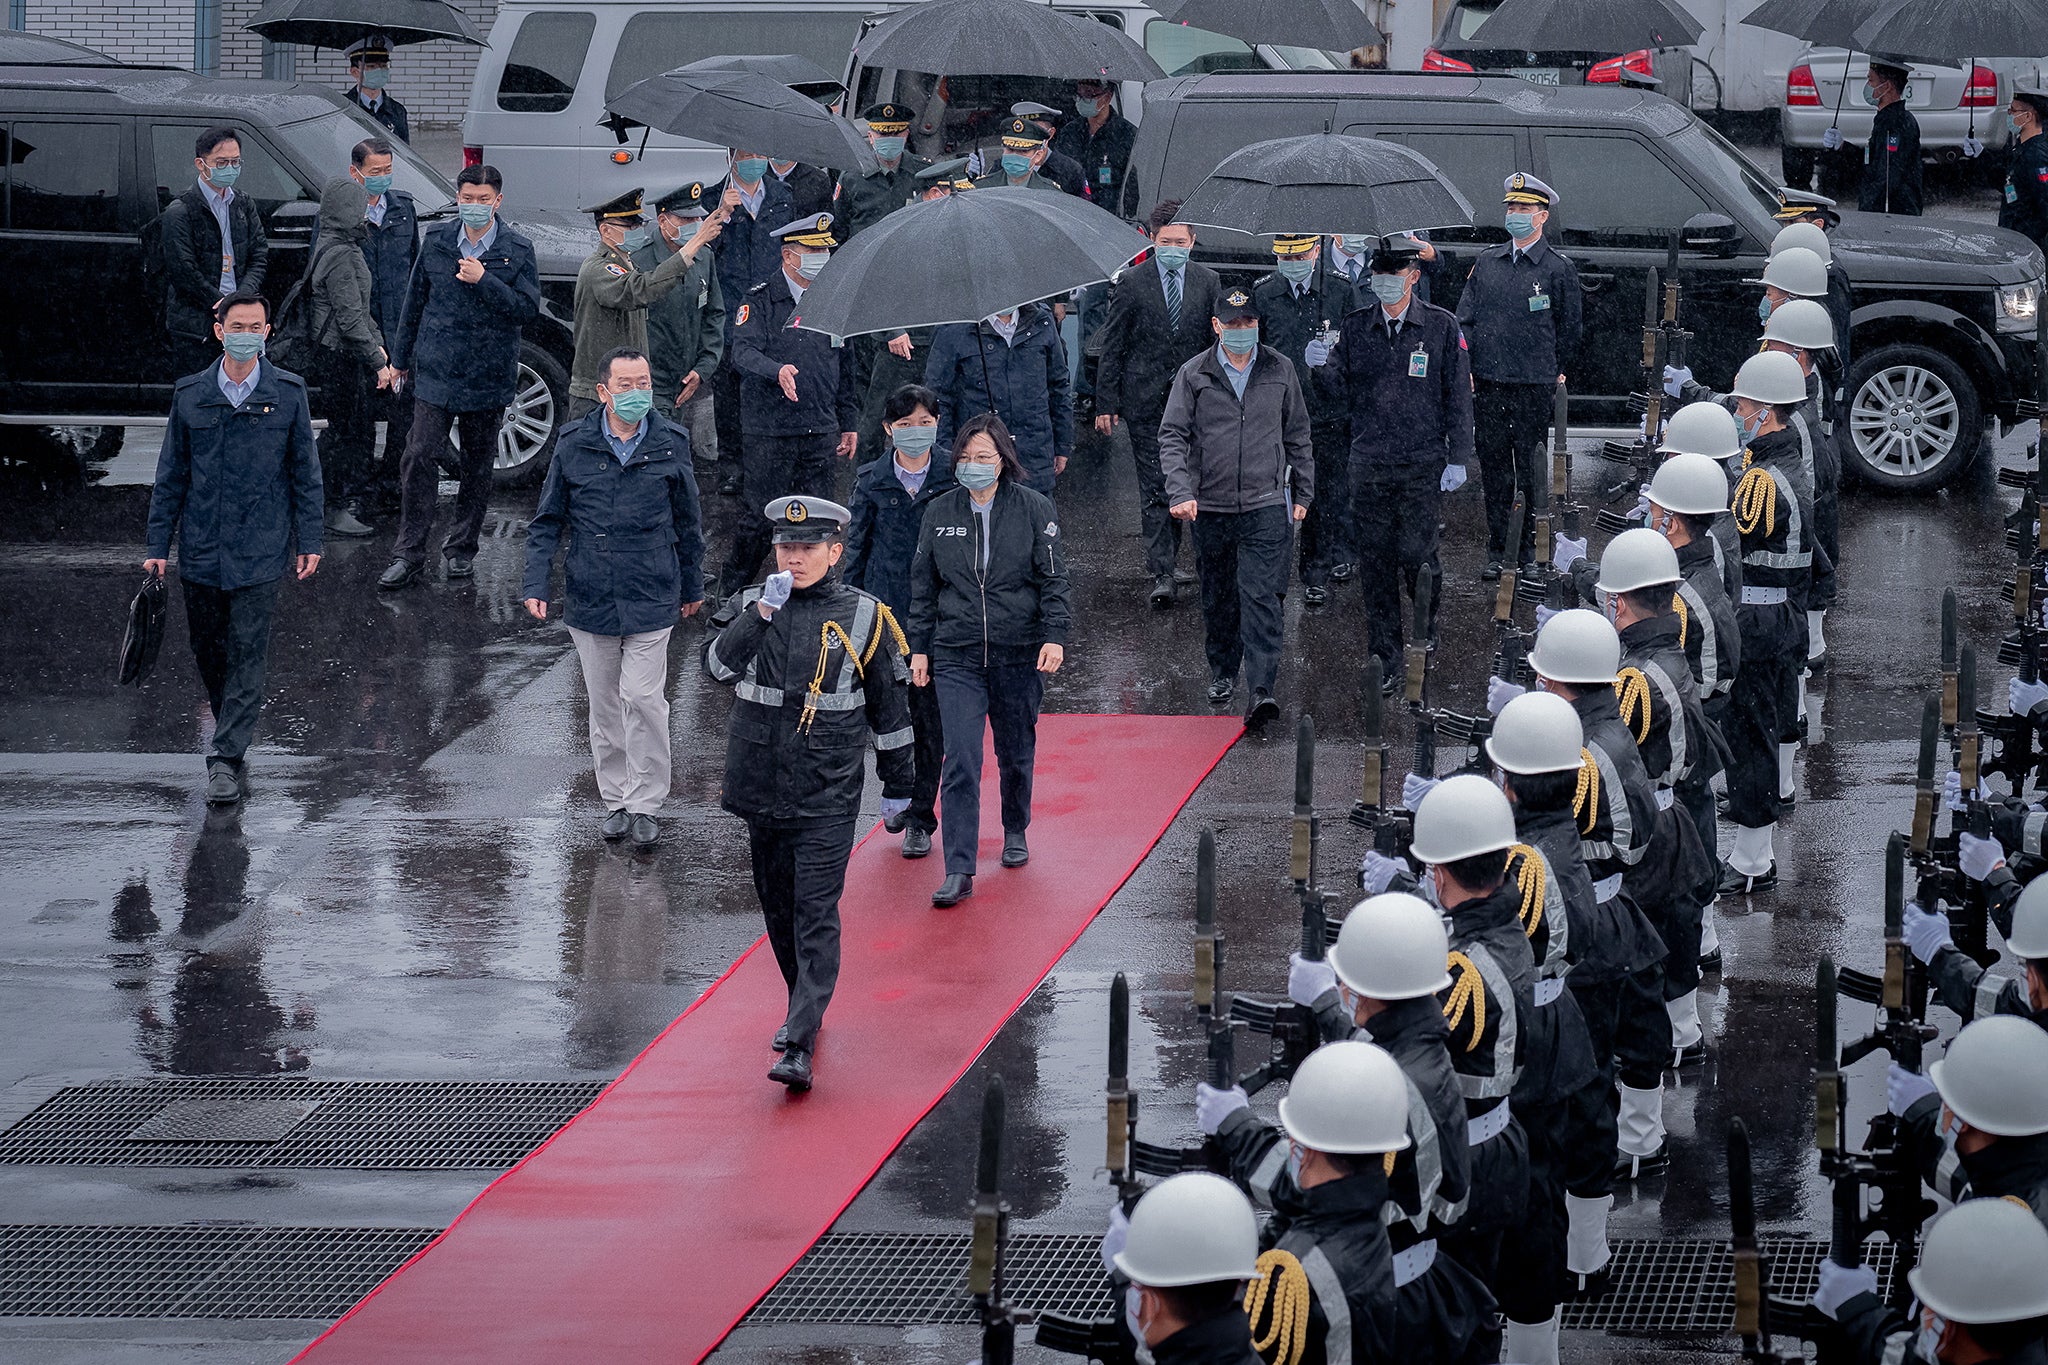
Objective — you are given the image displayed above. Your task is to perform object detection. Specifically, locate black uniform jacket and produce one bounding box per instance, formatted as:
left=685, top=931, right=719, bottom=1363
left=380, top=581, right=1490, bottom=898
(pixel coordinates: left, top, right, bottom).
left=2003, top=133, right=2048, bottom=247
left=1859, top=100, right=1924, bottom=216
left=1675, top=536, right=1741, bottom=702
left=1251, top=266, right=1357, bottom=427
left=733, top=272, right=861, bottom=436
left=1455, top=237, right=1583, bottom=383
left=843, top=452, right=959, bottom=615
left=1504, top=836, right=1599, bottom=1107
left=1322, top=298, right=1475, bottom=472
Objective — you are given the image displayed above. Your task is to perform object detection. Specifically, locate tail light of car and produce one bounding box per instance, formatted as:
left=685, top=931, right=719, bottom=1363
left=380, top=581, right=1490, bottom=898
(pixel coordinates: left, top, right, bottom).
left=1585, top=49, right=1655, bottom=83
left=1422, top=47, right=1475, bottom=73
left=1786, top=64, right=1821, bottom=106
left=463, top=145, right=484, bottom=168
left=1963, top=64, right=1999, bottom=108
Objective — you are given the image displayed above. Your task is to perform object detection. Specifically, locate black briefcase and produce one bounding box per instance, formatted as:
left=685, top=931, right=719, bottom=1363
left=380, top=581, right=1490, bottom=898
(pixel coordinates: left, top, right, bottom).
left=117, top=572, right=166, bottom=685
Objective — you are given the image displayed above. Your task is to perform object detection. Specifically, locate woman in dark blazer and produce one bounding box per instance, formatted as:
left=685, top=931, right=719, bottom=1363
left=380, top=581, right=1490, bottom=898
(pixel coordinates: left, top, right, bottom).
left=906, top=413, right=1072, bottom=906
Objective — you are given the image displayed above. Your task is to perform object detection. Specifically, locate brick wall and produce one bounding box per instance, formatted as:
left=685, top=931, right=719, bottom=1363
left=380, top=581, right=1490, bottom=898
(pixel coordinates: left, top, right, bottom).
left=21, top=0, right=499, bottom=128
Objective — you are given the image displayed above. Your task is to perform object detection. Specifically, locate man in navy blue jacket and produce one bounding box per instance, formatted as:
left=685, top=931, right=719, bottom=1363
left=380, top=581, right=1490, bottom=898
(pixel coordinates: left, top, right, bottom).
left=522, top=348, right=705, bottom=852
left=381, top=164, right=542, bottom=590
left=923, top=302, right=1071, bottom=494
left=145, top=292, right=323, bottom=806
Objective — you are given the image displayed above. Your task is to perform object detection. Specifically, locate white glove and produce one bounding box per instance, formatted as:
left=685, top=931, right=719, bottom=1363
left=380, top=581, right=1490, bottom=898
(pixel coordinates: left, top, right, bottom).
left=1963, top=136, right=1984, bottom=159
left=1100, top=1204, right=1129, bottom=1274
left=1942, top=769, right=1966, bottom=813
left=1822, top=127, right=1845, bottom=152
left=1360, top=849, right=1405, bottom=894
left=1813, top=1258, right=1877, bottom=1320
left=880, top=796, right=911, bottom=821
left=1887, top=1063, right=1939, bottom=1117
left=965, top=148, right=985, bottom=178
left=760, top=570, right=794, bottom=611
left=1402, top=773, right=1439, bottom=810
left=1488, top=676, right=1527, bottom=716
left=1553, top=533, right=1588, bottom=572
left=1633, top=491, right=1652, bottom=525
left=1535, top=604, right=1559, bottom=631
left=1958, top=831, right=2006, bottom=882
left=2012, top=676, right=2048, bottom=716
left=1304, top=337, right=1331, bottom=368
left=1195, top=1082, right=1249, bottom=1136
left=1662, top=364, right=1692, bottom=399
left=1440, top=464, right=1468, bottom=494
left=1903, top=901, right=1953, bottom=964
left=1289, top=952, right=1337, bottom=1008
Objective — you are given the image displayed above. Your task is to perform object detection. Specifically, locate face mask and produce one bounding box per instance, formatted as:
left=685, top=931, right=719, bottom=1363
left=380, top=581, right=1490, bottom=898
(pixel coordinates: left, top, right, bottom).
left=956, top=460, right=1000, bottom=491
left=1153, top=244, right=1191, bottom=271
left=1286, top=1143, right=1304, bottom=1184
left=733, top=157, right=768, bottom=184
left=457, top=202, right=494, bottom=230
left=1276, top=257, right=1315, bottom=284
left=621, top=224, right=652, bottom=252
left=892, top=425, right=937, bottom=457
left=206, top=163, right=240, bottom=189
left=872, top=135, right=906, bottom=161
left=1739, top=409, right=1765, bottom=444
left=1758, top=296, right=1776, bottom=324
left=1506, top=211, right=1537, bottom=239
left=360, top=67, right=390, bottom=91
left=2012, top=116, right=2026, bottom=134
left=1219, top=325, right=1258, bottom=356
left=1862, top=83, right=1880, bottom=105
left=1914, top=1313, right=1945, bottom=1365
left=1338, top=234, right=1372, bottom=254
left=220, top=332, right=265, bottom=362
left=1000, top=152, right=1033, bottom=179
left=607, top=388, right=654, bottom=425
left=796, top=251, right=830, bottom=280
left=1370, top=273, right=1409, bottom=306
left=1076, top=95, right=1103, bottom=118
left=360, top=173, right=393, bottom=197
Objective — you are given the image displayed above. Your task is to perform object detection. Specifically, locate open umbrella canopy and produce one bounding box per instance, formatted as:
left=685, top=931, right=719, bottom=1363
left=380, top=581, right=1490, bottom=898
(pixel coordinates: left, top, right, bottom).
left=1738, top=0, right=1885, bottom=50
left=606, top=69, right=877, bottom=175
left=853, top=0, right=1165, bottom=82
left=1150, top=0, right=1382, bottom=53
left=245, top=0, right=484, bottom=49
left=1853, top=0, right=2044, bottom=61
left=675, top=53, right=845, bottom=102
left=790, top=186, right=1148, bottom=341
left=1175, top=134, right=1472, bottom=240
left=1460, top=0, right=1702, bottom=53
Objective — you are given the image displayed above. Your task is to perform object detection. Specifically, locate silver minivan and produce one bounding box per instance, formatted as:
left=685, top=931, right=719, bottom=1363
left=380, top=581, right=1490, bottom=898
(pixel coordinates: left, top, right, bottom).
left=462, top=0, right=1343, bottom=217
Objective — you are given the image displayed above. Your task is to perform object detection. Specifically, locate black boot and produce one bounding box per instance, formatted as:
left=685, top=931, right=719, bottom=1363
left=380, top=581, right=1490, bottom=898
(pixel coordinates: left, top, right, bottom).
left=932, top=873, right=974, bottom=907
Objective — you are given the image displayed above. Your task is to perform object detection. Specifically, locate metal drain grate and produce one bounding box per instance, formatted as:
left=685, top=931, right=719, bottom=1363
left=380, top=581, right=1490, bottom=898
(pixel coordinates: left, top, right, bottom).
left=0, top=1225, right=439, bottom=1318
left=749, top=1234, right=1900, bottom=1336
left=0, top=1079, right=608, bottom=1169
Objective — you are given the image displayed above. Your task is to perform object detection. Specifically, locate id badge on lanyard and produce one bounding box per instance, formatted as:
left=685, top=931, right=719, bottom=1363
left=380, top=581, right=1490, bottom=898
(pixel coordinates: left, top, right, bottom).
left=1409, top=348, right=1429, bottom=378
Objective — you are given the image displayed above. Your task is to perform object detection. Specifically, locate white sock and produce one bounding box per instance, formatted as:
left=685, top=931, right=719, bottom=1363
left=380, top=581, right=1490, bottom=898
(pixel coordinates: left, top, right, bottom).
left=1617, top=1081, right=1666, bottom=1156
left=1730, top=822, right=1775, bottom=876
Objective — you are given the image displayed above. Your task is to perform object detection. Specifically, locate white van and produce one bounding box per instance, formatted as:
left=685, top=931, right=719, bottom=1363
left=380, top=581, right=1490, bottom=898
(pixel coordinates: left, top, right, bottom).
left=462, top=0, right=1344, bottom=217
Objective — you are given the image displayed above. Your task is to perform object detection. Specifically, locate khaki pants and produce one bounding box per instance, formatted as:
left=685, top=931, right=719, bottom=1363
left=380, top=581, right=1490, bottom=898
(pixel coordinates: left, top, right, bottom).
left=568, top=625, right=673, bottom=815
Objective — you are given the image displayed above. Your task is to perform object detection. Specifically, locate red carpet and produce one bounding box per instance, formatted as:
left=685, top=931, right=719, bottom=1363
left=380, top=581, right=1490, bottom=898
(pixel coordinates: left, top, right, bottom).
left=292, top=713, right=1240, bottom=1364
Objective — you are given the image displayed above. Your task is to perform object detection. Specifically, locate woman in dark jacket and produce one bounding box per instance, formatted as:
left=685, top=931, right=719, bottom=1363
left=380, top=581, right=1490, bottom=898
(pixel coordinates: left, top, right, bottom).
left=308, top=175, right=391, bottom=537
left=906, top=413, right=1072, bottom=906
left=843, top=384, right=957, bottom=860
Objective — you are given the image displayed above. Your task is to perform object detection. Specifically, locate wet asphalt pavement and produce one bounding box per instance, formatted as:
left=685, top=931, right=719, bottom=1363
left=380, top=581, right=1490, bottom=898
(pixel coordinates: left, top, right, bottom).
left=0, top=168, right=2032, bottom=1363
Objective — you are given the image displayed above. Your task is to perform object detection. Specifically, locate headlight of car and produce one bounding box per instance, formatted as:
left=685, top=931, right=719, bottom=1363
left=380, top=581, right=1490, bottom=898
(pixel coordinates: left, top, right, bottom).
left=1998, top=279, right=2040, bottom=333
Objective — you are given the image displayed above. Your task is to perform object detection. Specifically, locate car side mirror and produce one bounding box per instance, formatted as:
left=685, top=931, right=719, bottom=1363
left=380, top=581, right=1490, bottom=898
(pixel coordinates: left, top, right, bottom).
left=268, top=199, right=319, bottom=237
left=1680, top=212, right=1741, bottom=257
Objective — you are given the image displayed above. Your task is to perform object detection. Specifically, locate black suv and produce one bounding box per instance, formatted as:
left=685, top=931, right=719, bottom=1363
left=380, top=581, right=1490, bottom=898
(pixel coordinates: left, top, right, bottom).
left=1126, top=71, right=2047, bottom=490
left=0, top=41, right=589, bottom=486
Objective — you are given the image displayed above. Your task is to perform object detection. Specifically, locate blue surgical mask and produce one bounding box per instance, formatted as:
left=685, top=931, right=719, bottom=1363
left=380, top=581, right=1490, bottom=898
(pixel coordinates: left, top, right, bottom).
left=1338, top=234, right=1372, bottom=254
left=1153, top=244, right=1191, bottom=271
left=1914, top=1313, right=1945, bottom=1365
left=956, top=460, right=1000, bottom=490
left=1862, top=83, right=1880, bottom=105
left=797, top=251, right=830, bottom=279
left=1370, top=273, right=1409, bottom=306
left=220, top=332, right=265, bottom=362
left=733, top=157, right=768, bottom=184
left=360, top=67, right=390, bottom=91
left=607, top=388, right=654, bottom=425
left=206, top=163, right=240, bottom=189
left=1276, top=257, right=1315, bottom=284
left=621, top=224, right=651, bottom=252
left=1758, top=295, right=1775, bottom=324
left=1506, top=211, right=1537, bottom=239
left=1076, top=95, right=1103, bottom=118
left=892, top=425, right=937, bottom=457
left=1739, top=409, right=1765, bottom=443
left=1000, top=152, right=1033, bottom=179
left=872, top=135, right=906, bottom=161
left=361, top=172, right=393, bottom=196
left=1220, top=325, right=1258, bottom=356
left=457, top=202, right=494, bottom=230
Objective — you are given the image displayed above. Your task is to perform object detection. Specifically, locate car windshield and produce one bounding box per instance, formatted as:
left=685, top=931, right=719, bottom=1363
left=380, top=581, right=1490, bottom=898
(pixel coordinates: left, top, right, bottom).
left=1667, top=117, right=1784, bottom=237
left=275, top=109, right=456, bottom=215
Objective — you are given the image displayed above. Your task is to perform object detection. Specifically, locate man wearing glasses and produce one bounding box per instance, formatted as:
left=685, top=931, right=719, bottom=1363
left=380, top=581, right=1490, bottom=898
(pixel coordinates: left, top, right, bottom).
left=159, top=127, right=270, bottom=381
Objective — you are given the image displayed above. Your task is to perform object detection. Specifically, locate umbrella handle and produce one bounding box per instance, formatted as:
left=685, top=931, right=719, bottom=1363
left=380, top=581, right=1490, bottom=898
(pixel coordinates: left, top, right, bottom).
left=1829, top=49, right=1855, bottom=131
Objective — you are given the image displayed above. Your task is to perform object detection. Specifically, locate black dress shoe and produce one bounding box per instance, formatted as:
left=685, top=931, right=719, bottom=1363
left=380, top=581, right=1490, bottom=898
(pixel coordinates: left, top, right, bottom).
left=1207, top=675, right=1234, bottom=705
left=1001, top=831, right=1028, bottom=868
left=1245, top=691, right=1280, bottom=729
left=444, top=555, right=474, bottom=580
left=719, top=471, right=742, bottom=496
left=883, top=806, right=910, bottom=834
left=933, top=873, right=974, bottom=907
left=768, top=1047, right=813, bottom=1091
left=205, top=763, right=241, bottom=806
left=1330, top=562, right=1356, bottom=582
left=1614, top=1145, right=1670, bottom=1180
left=378, top=558, right=422, bottom=591
left=1148, top=575, right=1175, bottom=608
left=1570, top=1266, right=1613, bottom=1299
left=630, top=814, right=659, bottom=850
left=772, top=1025, right=789, bottom=1052
left=1718, top=863, right=1777, bottom=896
left=1671, top=1039, right=1707, bottom=1069
left=1174, top=567, right=1198, bottom=587
left=901, top=827, right=932, bottom=858
left=1698, top=945, right=1723, bottom=972
left=601, top=809, right=631, bottom=841
left=1303, top=584, right=1327, bottom=606
left=1482, top=559, right=1503, bottom=582
left=1778, top=793, right=1797, bottom=814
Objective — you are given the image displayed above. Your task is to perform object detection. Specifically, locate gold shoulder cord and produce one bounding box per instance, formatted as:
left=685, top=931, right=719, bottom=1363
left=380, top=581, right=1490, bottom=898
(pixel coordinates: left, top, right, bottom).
left=1733, top=465, right=1777, bottom=538
left=1614, top=667, right=1652, bottom=745
left=1441, top=951, right=1485, bottom=1050
left=871, top=602, right=909, bottom=663
left=1507, top=843, right=1546, bottom=938
left=1572, top=748, right=1601, bottom=834
left=1672, top=592, right=1689, bottom=649
left=1243, top=1249, right=1310, bottom=1365
left=798, top=622, right=863, bottom=734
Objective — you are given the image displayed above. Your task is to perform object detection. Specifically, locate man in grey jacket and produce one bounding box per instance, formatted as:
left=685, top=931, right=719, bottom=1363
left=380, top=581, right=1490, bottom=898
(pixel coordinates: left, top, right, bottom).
left=308, top=175, right=393, bottom=537
left=1159, top=288, right=1313, bottom=728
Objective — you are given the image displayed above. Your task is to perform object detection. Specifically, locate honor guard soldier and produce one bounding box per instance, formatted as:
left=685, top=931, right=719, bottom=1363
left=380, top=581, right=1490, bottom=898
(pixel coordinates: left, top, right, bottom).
left=1906, top=872, right=2048, bottom=1029
left=1103, top=1174, right=1266, bottom=1364
left=633, top=183, right=728, bottom=421
left=1010, top=101, right=1089, bottom=197
left=704, top=495, right=915, bottom=1092
left=570, top=187, right=718, bottom=421
left=1886, top=1016, right=2048, bottom=1220
left=343, top=35, right=408, bottom=142
left=1852, top=59, right=1924, bottom=217
left=2003, top=85, right=2048, bottom=252
left=1306, top=237, right=1473, bottom=685
left=842, top=103, right=930, bottom=237
left=1648, top=445, right=1742, bottom=713
left=722, top=214, right=861, bottom=595
left=1456, top=173, right=1583, bottom=580
left=1254, top=234, right=1357, bottom=606
left=974, top=117, right=1065, bottom=194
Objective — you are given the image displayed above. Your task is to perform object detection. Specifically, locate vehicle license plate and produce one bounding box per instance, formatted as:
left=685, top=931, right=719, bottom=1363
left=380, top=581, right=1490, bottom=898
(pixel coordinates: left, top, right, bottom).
left=1517, top=68, right=1562, bottom=86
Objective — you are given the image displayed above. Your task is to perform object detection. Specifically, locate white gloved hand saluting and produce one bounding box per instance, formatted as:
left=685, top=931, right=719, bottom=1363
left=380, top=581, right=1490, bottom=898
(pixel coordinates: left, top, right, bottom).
left=2012, top=676, right=2048, bottom=716
left=759, top=571, right=794, bottom=614
left=1360, top=850, right=1406, bottom=895
left=1887, top=1062, right=1938, bottom=1117
left=1402, top=773, right=1439, bottom=810
left=1488, top=676, right=1527, bottom=716
left=1441, top=464, right=1468, bottom=494
left=1554, top=533, right=1588, bottom=572
left=1958, top=832, right=2006, bottom=883
left=1289, top=952, right=1337, bottom=1008
left=1195, top=1082, right=1249, bottom=1136
left=1304, top=338, right=1331, bottom=368
left=1813, top=1258, right=1877, bottom=1320
left=1903, top=902, right=1954, bottom=964
left=1662, top=364, right=1692, bottom=399
left=1822, top=127, right=1845, bottom=152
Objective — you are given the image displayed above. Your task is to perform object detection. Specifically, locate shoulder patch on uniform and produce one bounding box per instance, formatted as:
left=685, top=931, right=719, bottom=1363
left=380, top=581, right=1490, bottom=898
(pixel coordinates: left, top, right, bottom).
left=604, top=262, right=627, bottom=277
left=1045, top=521, right=1058, bottom=537
left=735, top=303, right=750, bottom=327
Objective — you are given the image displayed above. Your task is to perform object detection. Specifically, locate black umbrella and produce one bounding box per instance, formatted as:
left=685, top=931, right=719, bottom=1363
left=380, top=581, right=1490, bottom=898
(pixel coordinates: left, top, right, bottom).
left=1739, top=0, right=1883, bottom=50
left=1854, top=0, right=2041, bottom=61
left=605, top=69, right=877, bottom=175
left=789, top=187, right=1148, bottom=340
left=1175, top=134, right=1472, bottom=240
left=245, top=0, right=483, bottom=49
left=676, top=53, right=845, bottom=102
left=1460, top=0, right=1703, bottom=53
left=1150, top=0, right=1383, bottom=52
left=854, top=0, right=1165, bottom=82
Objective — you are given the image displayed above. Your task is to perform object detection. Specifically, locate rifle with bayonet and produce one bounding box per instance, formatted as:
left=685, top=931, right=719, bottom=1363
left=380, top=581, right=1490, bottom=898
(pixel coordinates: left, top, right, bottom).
left=969, top=1075, right=1031, bottom=1365
left=1599, top=232, right=1690, bottom=508
left=1545, top=383, right=1584, bottom=611
left=1230, top=716, right=1332, bottom=1093
left=1350, top=654, right=1415, bottom=855
left=1401, top=561, right=1495, bottom=774
left=1729, top=1117, right=1804, bottom=1362
left=1129, top=829, right=1238, bottom=1181
left=1491, top=500, right=1535, bottom=686
left=1992, top=457, right=2048, bottom=797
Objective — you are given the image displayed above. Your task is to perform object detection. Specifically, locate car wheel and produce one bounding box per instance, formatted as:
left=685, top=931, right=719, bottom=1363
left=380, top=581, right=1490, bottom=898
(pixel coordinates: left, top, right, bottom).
left=491, top=343, right=567, bottom=487
left=1843, top=343, right=1981, bottom=491
left=1781, top=146, right=1817, bottom=191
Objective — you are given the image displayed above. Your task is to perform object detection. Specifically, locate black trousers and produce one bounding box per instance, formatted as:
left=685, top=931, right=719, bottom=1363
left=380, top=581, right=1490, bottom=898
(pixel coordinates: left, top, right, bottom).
left=359, top=384, right=413, bottom=509
left=907, top=675, right=943, bottom=835
left=1728, top=602, right=1798, bottom=828
left=712, top=360, right=746, bottom=475
left=1295, top=417, right=1352, bottom=584
left=1126, top=411, right=1182, bottom=578
left=934, top=656, right=1043, bottom=876
left=1440, top=1110, right=1528, bottom=1296
left=722, top=430, right=835, bottom=594
left=1192, top=504, right=1291, bottom=694
left=181, top=576, right=279, bottom=766
left=310, top=349, right=374, bottom=508
left=1353, top=463, right=1444, bottom=669
left=394, top=399, right=504, bottom=564
left=747, top=814, right=857, bottom=1052
left=1473, top=379, right=1553, bottom=559
left=1562, top=963, right=1669, bottom=1196
left=1496, top=1096, right=1568, bottom=1324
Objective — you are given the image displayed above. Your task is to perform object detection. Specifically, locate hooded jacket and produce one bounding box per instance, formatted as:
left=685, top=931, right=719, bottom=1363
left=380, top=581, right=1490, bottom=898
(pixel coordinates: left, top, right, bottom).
left=310, top=177, right=386, bottom=368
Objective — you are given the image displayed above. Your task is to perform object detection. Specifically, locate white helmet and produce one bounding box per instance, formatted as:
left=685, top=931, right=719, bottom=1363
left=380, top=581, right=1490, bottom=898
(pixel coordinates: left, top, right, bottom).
left=1410, top=772, right=1517, bottom=864
left=1113, top=1172, right=1262, bottom=1288
left=1906, top=1198, right=2048, bottom=1325
left=1660, top=401, right=1743, bottom=461
left=1330, top=892, right=1452, bottom=1000
left=1650, top=451, right=1732, bottom=515
left=1485, top=690, right=1585, bottom=775
left=1529, top=607, right=1621, bottom=686
left=1752, top=245, right=1827, bottom=297
left=1770, top=220, right=1832, bottom=264
left=1761, top=298, right=1835, bottom=352
left=1595, top=527, right=1682, bottom=594
left=2007, top=872, right=2048, bottom=958
left=1729, top=349, right=1811, bottom=406
left=1928, top=1016, right=2048, bottom=1136
left=1276, top=1040, right=1413, bottom=1155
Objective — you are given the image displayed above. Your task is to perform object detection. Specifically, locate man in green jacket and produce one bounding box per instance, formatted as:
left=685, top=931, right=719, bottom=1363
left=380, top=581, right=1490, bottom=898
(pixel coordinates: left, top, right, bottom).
left=630, top=182, right=728, bottom=427
left=569, top=187, right=725, bottom=420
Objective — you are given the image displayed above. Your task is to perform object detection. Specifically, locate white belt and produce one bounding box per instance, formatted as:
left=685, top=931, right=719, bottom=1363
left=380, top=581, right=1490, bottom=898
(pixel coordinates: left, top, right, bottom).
left=1392, top=1239, right=1438, bottom=1287
left=1740, top=586, right=1789, bottom=605
left=1654, top=788, right=1676, bottom=811
left=1592, top=872, right=1622, bottom=903
left=1467, top=1101, right=1512, bottom=1146
left=1534, top=977, right=1564, bottom=1006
